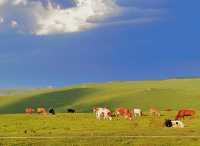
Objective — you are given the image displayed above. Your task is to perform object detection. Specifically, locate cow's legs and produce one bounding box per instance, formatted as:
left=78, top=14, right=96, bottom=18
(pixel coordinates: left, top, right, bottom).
left=96, top=113, right=101, bottom=120
left=105, top=113, right=112, bottom=120
left=103, top=115, right=106, bottom=120
left=115, top=112, right=120, bottom=120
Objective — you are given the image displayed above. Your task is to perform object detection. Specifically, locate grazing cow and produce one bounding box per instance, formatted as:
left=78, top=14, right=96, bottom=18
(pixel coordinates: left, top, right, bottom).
left=49, top=108, right=55, bottom=115
left=165, top=119, right=184, bottom=128
left=133, top=108, right=142, bottom=117
left=37, top=107, right=47, bottom=114
left=25, top=107, right=35, bottom=114
left=67, top=109, right=75, bottom=113
left=175, top=109, right=195, bottom=120
left=115, top=108, right=132, bottom=120
left=150, top=108, right=160, bottom=117
left=93, top=107, right=112, bottom=120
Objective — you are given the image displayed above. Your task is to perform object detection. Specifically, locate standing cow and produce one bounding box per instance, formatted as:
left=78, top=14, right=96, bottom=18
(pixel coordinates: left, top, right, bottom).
left=133, top=108, right=142, bottom=117
left=115, top=108, right=133, bottom=120
left=25, top=107, right=35, bottom=114
left=93, top=107, right=112, bottom=120
left=49, top=108, right=56, bottom=115
left=37, top=107, right=47, bottom=115
left=67, top=109, right=75, bottom=113
left=150, top=108, right=160, bottom=117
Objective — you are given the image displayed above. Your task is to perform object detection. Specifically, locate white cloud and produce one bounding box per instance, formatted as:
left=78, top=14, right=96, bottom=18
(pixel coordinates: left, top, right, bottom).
left=0, top=0, right=166, bottom=35
left=0, top=0, right=121, bottom=35
left=13, top=0, right=27, bottom=6
left=35, top=0, right=120, bottom=35
left=0, top=0, right=6, bottom=6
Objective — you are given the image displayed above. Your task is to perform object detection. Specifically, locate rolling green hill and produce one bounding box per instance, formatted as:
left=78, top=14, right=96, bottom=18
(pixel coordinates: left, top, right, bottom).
left=1, top=78, right=200, bottom=113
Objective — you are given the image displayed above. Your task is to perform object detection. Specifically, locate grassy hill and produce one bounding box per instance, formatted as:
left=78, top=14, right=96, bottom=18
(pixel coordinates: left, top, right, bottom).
left=1, top=78, right=200, bottom=113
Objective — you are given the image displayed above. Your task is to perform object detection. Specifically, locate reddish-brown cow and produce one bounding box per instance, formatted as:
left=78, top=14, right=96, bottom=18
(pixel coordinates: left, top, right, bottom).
left=175, top=109, right=195, bottom=120
left=25, top=107, right=35, bottom=114
left=115, top=107, right=133, bottom=120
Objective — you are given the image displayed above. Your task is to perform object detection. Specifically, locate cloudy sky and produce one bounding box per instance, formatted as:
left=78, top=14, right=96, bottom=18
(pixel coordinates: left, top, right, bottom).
left=0, top=0, right=199, bottom=88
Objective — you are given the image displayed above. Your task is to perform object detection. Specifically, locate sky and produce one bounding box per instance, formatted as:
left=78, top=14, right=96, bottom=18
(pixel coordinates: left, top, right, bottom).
left=0, top=0, right=200, bottom=88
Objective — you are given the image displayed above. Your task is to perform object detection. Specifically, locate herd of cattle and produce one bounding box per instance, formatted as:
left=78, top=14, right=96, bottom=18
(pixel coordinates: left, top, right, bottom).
left=25, top=107, right=76, bottom=115
left=25, top=107, right=196, bottom=128
left=25, top=107, right=55, bottom=115
left=93, top=107, right=196, bottom=128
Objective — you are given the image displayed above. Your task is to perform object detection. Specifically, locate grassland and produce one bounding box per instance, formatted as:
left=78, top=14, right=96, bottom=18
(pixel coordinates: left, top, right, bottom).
left=1, top=79, right=200, bottom=145
left=0, top=113, right=200, bottom=146
left=1, top=78, right=200, bottom=113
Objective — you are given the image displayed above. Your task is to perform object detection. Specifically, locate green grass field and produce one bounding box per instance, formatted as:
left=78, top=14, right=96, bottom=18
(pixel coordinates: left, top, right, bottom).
left=1, top=78, right=200, bottom=113
left=1, top=78, right=200, bottom=145
left=0, top=113, right=200, bottom=146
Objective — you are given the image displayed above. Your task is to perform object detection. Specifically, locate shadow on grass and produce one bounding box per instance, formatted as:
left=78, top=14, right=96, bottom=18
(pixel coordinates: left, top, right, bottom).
left=0, top=88, right=99, bottom=113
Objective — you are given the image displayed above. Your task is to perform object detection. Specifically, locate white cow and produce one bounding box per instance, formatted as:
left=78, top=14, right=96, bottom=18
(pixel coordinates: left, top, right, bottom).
left=93, top=107, right=112, bottom=120
left=171, top=120, right=184, bottom=128
left=133, top=108, right=142, bottom=117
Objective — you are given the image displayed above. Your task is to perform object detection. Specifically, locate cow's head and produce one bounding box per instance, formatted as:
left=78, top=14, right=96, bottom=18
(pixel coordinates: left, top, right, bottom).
left=175, top=115, right=180, bottom=120
left=93, top=107, right=98, bottom=113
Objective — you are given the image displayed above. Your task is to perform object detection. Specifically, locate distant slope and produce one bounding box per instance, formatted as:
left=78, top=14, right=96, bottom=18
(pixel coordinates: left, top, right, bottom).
left=1, top=79, right=200, bottom=113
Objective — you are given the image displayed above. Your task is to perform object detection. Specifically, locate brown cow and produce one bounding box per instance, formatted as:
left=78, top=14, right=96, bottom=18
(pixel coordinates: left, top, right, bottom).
left=115, top=108, right=133, bottom=120
left=37, top=107, right=47, bottom=115
left=25, top=107, right=35, bottom=114
left=149, top=108, right=160, bottom=117
left=175, top=109, right=196, bottom=120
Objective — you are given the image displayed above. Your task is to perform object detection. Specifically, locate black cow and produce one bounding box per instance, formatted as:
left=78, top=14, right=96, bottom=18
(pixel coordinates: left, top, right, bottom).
left=67, top=109, right=75, bottom=113
left=49, top=108, right=55, bottom=115
left=165, top=119, right=173, bottom=127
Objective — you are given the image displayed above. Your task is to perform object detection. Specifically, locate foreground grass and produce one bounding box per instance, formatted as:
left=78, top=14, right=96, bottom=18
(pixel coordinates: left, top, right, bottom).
left=1, top=113, right=200, bottom=146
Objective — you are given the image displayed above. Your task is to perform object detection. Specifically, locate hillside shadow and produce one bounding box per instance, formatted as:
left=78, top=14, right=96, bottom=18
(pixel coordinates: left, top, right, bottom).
left=0, top=88, right=99, bottom=113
